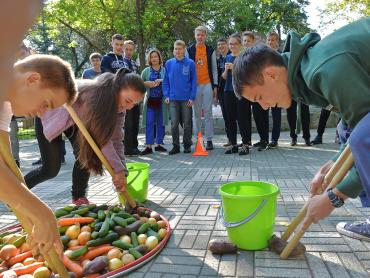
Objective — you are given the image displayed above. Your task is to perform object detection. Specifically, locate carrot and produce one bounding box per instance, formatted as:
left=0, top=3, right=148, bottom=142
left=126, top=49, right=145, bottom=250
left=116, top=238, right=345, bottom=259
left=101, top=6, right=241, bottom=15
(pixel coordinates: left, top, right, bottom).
left=7, top=251, right=33, bottom=265
left=84, top=274, right=100, bottom=278
left=0, top=262, right=44, bottom=278
left=58, top=217, right=95, bottom=227
left=63, top=254, right=83, bottom=278
left=79, top=245, right=113, bottom=261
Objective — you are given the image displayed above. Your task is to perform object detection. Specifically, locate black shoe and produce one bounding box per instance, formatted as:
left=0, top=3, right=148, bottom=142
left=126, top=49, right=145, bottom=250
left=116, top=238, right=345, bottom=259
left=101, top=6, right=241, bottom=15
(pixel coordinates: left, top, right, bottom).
left=169, top=147, right=180, bottom=155
left=258, top=141, right=268, bottom=151
left=304, top=139, right=312, bottom=146
left=268, top=141, right=278, bottom=148
left=239, top=144, right=249, bottom=155
left=253, top=141, right=261, bottom=147
left=223, top=142, right=232, bottom=148
left=311, top=136, right=323, bottom=145
left=183, top=146, right=191, bottom=153
left=61, top=156, right=66, bottom=165
left=32, top=158, right=42, bottom=165
left=155, top=145, right=167, bottom=152
left=290, top=138, right=297, bottom=146
left=237, top=143, right=243, bottom=148
left=206, top=141, right=214, bottom=150
left=125, top=148, right=141, bottom=156
left=225, top=145, right=238, bottom=154
left=140, top=147, right=153, bottom=155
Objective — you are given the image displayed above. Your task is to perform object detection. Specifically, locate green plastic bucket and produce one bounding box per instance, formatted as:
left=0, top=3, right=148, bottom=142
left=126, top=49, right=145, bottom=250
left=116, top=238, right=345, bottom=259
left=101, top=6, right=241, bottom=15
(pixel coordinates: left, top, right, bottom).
left=118, top=162, right=150, bottom=203
left=219, top=181, right=280, bottom=250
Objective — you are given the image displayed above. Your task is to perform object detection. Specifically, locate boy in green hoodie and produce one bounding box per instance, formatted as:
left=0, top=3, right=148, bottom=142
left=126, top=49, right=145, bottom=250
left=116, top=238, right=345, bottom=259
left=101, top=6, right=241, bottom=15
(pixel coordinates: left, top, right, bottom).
left=233, top=18, right=370, bottom=238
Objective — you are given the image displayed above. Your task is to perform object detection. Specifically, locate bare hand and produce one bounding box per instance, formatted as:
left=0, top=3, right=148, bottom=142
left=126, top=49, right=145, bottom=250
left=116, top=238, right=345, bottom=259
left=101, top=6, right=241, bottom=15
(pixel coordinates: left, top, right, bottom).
left=28, top=205, right=63, bottom=259
left=112, top=171, right=127, bottom=192
left=155, top=79, right=162, bottom=84
left=302, top=193, right=334, bottom=231
left=165, top=98, right=170, bottom=104
left=310, top=161, right=334, bottom=197
left=225, top=63, right=233, bottom=70
left=187, top=100, right=193, bottom=107
left=149, top=81, right=157, bottom=88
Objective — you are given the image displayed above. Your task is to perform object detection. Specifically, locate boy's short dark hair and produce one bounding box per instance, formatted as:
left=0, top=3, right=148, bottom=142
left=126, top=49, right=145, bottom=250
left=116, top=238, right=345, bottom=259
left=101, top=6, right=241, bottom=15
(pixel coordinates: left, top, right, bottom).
left=242, top=31, right=255, bottom=40
left=112, top=34, right=124, bottom=41
left=217, top=38, right=227, bottom=44
left=89, top=52, right=102, bottom=61
left=233, top=44, right=285, bottom=98
left=14, top=54, right=77, bottom=104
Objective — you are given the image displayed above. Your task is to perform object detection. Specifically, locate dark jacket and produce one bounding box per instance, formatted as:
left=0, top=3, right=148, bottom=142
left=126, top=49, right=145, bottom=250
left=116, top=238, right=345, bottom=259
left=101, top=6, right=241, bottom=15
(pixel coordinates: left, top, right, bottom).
left=187, top=44, right=218, bottom=89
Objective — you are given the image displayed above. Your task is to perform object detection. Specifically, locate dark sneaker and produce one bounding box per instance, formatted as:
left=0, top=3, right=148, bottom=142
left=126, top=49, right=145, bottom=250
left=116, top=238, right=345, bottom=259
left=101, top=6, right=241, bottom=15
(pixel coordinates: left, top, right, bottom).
left=125, top=148, right=141, bottom=156
left=304, top=139, right=312, bottom=146
left=155, top=145, right=167, bottom=152
left=290, top=138, right=297, bottom=146
left=311, top=136, right=323, bottom=145
left=239, top=144, right=249, bottom=155
left=268, top=141, right=278, bottom=149
left=140, top=147, right=153, bottom=155
left=225, top=145, right=238, bottom=154
left=258, top=141, right=268, bottom=151
left=183, top=146, right=191, bottom=153
left=223, top=142, right=232, bottom=148
left=336, top=220, right=370, bottom=242
left=236, top=143, right=243, bottom=148
left=206, top=141, right=214, bottom=150
left=72, top=197, right=90, bottom=206
left=169, top=147, right=180, bottom=155
left=32, top=158, right=42, bottom=165
left=253, top=141, right=261, bottom=147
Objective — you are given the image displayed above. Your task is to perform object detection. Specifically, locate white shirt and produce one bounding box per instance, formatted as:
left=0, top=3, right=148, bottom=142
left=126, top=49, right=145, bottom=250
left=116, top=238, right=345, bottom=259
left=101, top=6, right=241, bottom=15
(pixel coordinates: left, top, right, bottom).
left=0, top=101, right=12, bottom=132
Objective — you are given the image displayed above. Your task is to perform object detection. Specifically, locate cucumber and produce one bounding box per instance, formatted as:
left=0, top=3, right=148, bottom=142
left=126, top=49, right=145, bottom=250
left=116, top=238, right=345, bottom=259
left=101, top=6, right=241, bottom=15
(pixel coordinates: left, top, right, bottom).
left=54, top=208, right=70, bottom=218
left=115, top=212, right=132, bottom=219
left=112, top=240, right=133, bottom=250
left=13, top=236, right=26, bottom=247
left=126, top=217, right=136, bottom=224
left=129, top=248, right=143, bottom=259
left=73, top=207, right=89, bottom=216
left=112, top=217, right=127, bottom=227
left=112, top=206, right=121, bottom=213
left=62, top=205, right=76, bottom=212
left=107, top=218, right=115, bottom=229
left=69, top=245, right=88, bottom=260
left=60, top=235, right=70, bottom=247
left=86, top=233, right=119, bottom=247
left=137, top=223, right=150, bottom=234
left=97, top=210, right=106, bottom=221
left=92, top=204, right=108, bottom=213
left=98, top=219, right=110, bottom=238
left=150, top=223, right=159, bottom=232
left=59, top=226, right=68, bottom=235
left=91, top=231, right=99, bottom=239
left=86, top=212, right=98, bottom=219
left=94, top=222, right=103, bottom=232
left=131, top=232, right=139, bottom=247
left=147, top=229, right=160, bottom=241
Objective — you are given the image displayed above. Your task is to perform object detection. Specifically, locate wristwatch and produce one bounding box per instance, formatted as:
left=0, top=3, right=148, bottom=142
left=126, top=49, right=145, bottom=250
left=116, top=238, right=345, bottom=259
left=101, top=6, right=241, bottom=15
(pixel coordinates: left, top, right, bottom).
left=327, top=188, right=344, bottom=208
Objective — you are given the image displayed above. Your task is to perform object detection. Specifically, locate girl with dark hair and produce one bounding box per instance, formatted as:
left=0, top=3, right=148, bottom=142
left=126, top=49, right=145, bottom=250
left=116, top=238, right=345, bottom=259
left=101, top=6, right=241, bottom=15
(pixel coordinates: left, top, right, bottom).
left=24, top=69, right=146, bottom=205
left=140, top=49, right=168, bottom=155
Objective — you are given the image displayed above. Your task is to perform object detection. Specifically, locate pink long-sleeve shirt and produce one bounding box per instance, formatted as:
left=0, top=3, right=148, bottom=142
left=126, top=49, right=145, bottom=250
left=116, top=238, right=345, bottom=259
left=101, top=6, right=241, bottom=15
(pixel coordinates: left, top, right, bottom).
left=41, top=104, right=127, bottom=174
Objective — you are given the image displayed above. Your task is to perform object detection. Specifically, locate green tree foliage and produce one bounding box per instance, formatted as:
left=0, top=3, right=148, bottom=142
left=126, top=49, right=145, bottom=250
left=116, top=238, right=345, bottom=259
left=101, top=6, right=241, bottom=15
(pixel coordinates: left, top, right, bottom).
left=27, top=0, right=310, bottom=75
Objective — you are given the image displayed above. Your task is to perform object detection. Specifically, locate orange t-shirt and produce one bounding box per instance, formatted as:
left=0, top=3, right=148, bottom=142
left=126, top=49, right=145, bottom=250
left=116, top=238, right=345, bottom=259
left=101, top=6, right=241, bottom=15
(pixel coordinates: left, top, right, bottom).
left=195, top=44, right=210, bottom=85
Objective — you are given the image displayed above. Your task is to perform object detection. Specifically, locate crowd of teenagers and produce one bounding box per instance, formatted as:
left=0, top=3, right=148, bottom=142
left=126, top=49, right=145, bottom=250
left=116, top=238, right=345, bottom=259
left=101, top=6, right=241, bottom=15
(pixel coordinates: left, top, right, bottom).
left=0, top=8, right=369, bottom=259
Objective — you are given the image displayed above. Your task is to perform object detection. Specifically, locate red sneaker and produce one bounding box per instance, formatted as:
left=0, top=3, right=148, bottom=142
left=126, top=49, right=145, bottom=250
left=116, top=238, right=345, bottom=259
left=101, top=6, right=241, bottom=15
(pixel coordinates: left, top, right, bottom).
left=72, top=197, right=90, bottom=206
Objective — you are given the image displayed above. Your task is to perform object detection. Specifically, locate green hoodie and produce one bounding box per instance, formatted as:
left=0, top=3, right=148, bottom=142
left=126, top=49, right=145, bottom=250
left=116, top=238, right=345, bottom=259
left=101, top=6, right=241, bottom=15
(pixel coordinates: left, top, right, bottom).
left=281, top=17, right=370, bottom=198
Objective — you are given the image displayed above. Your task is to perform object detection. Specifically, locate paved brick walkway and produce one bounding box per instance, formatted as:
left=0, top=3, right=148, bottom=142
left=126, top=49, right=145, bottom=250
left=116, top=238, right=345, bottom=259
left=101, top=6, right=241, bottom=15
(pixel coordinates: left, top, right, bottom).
left=1, top=129, right=370, bottom=278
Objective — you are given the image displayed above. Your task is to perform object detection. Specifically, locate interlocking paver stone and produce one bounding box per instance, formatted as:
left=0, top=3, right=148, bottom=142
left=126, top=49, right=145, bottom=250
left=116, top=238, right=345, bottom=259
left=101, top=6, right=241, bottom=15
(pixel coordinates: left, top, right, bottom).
left=2, top=129, right=369, bottom=277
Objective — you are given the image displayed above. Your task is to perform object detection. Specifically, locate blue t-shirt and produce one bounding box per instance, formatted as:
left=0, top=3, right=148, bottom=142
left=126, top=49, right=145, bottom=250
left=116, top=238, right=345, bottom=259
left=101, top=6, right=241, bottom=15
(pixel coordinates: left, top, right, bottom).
left=81, top=68, right=101, bottom=79
left=149, top=67, right=163, bottom=98
left=224, top=54, right=236, bottom=92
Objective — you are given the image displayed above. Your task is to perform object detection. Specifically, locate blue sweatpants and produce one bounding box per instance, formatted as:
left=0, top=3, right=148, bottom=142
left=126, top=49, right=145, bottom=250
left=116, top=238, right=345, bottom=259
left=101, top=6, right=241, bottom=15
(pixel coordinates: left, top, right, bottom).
left=349, top=112, right=370, bottom=199
left=145, top=105, right=164, bottom=145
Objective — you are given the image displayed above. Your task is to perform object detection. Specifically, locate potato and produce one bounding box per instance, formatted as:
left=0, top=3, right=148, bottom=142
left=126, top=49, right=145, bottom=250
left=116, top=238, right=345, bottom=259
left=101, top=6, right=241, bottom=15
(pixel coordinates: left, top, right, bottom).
left=83, top=256, right=109, bottom=276
left=137, top=234, right=147, bottom=245
left=108, top=258, right=123, bottom=271
left=120, top=235, right=131, bottom=244
left=67, top=239, right=79, bottom=248
left=121, top=253, right=135, bottom=265
left=18, top=275, right=33, bottom=278
left=11, top=263, right=24, bottom=269
left=0, top=245, right=18, bottom=260
left=80, top=225, right=91, bottom=233
left=77, top=232, right=91, bottom=246
left=66, top=224, right=80, bottom=240
left=150, top=211, right=161, bottom=221
left=158, top=228, right=166, bottom=240
left=147, top=218, right=157, bottom=225
left=33, top=267, right=51, bottom=278
left=208, top=239, right=237, bottom=254
left=107, top=248, right=122, bottom=260
left=23, top=257, right=36, bottom=266
left=2, top=270, right=17, bottom=278
left=145, top=236, right=158, bottom=251
left=157, top=221, right=166, bottom=229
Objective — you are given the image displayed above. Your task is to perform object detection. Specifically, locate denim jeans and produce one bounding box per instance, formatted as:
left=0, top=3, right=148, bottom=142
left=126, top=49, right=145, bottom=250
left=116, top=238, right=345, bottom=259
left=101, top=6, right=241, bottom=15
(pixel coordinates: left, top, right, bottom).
left=145, top=105, right=164, bottom=145
left=170, top=100, right=192, bottom=148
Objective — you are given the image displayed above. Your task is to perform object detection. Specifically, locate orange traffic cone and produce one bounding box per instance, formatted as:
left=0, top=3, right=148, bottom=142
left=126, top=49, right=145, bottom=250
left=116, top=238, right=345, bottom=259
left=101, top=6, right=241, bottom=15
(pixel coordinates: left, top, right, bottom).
left=193, top=132, right=209, bottom=156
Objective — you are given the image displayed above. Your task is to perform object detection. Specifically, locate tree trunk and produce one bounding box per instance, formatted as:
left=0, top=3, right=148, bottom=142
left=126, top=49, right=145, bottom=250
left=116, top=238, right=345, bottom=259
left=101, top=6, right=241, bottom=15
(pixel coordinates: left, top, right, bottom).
left=135, top=0, right=146, bottom=72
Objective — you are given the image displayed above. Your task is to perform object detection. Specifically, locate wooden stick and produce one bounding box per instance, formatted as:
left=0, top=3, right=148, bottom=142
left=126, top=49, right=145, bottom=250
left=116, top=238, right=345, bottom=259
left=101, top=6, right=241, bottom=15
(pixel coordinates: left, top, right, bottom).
left=0, top=136, right=69, bottom=278
left=280, top=146, right=353, bottom=259
left=65, top=104, right=137, bottom=209
left=281, top=145, right=352, bottom=241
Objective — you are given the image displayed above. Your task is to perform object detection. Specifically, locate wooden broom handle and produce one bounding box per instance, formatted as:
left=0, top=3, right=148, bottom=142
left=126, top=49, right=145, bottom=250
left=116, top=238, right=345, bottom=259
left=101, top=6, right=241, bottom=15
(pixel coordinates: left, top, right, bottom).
left=280, top=145, right=353, bottom=259
left=65, top=105, right=137, bottom=208
left=281, top=145, right=352, bottom=240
